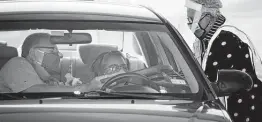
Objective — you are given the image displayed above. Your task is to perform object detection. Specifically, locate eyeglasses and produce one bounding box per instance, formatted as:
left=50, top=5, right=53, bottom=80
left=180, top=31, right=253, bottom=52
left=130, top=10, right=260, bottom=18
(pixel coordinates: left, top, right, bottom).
left=102, top=64, right=128, bottom=75
left=34, top=47, right=56, bottom=52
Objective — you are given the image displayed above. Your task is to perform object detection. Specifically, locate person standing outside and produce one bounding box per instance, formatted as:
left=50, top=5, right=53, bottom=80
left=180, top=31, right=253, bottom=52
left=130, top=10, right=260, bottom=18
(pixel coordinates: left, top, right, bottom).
left=185, top=0, right=262, bottom=121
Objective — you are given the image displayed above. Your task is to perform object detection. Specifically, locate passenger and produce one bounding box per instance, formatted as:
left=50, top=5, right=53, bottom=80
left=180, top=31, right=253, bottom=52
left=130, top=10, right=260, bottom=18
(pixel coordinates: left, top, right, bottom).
left=0, top=33, right=102, bottom=93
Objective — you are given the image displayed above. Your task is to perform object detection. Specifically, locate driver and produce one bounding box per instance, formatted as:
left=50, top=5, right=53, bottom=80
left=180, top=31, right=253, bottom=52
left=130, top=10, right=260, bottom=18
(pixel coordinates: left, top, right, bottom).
left=92, top=51, right=129, bottom=84
left=92, top=51, right=160, bottom=93
left=0, top=33, right=102, bottom=93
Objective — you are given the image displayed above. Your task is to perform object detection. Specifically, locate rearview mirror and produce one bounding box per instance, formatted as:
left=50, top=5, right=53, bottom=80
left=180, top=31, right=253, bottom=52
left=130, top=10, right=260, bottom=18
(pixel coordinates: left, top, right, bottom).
left=211, top=69, right=253, bottom=97
left=50, top=33, right=92, bottom=45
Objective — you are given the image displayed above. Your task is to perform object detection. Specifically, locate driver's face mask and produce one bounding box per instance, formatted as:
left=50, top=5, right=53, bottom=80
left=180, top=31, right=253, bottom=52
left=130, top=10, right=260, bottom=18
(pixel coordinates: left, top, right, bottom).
left=92, top=51, right=128, bottom=81
left=103, top=64, right=128, bottom=75
left=30, top=47, right=63, bottom=73
left=100, top=64, right=128, bottom=83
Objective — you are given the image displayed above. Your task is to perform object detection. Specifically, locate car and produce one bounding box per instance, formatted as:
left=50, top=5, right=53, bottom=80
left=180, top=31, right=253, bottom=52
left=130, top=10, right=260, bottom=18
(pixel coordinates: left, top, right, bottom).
left=0, top=1, right=253, bottom=122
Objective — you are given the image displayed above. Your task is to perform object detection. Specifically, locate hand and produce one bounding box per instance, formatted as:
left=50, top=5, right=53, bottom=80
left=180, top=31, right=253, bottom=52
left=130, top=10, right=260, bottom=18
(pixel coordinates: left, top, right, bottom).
left=79, top=73, right=125, bottom=92
left=72, top=78, right=83, bottom=86
left=44, top=76, right=61, bottom=86
left=65, top=73, right=83, bottom=86
left=79, top=77, right=103, bottom=92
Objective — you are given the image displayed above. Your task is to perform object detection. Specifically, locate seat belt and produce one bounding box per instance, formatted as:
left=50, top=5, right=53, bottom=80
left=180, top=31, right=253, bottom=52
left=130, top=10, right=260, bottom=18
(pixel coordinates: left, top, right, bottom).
left=72, top=57, right=76, bottom=77
left=64, top=57, right=77, bottom=86
left=68, top=57, right=76, bottom=77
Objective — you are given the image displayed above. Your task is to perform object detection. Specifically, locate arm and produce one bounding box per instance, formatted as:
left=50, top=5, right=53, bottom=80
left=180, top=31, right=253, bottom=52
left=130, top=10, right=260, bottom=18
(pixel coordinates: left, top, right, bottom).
left=23, top=73, right=122, bottom=93
left=22, top=84, right=83, bottom=93
left=23, top=78, right=102, bottom=93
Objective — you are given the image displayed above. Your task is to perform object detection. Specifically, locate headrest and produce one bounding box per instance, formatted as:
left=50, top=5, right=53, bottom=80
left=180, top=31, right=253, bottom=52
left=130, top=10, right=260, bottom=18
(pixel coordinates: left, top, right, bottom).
left=0, top=46, right=18, bottom=58
left=78, top=44, right=118, bottom=65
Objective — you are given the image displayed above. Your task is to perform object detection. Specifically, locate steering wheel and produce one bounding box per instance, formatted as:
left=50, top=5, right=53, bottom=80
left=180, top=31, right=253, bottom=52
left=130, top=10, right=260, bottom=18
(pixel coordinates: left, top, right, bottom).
left=100, top=72, right=160, bottom=92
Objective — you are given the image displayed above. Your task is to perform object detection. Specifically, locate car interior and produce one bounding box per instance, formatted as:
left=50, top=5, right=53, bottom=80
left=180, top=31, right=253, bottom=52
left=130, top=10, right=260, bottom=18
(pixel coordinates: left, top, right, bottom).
left=59, top=43, right=146, bottom=84
left=0, top=29, right=199, bottom=94
left=0, top=32, right=147, bottom=85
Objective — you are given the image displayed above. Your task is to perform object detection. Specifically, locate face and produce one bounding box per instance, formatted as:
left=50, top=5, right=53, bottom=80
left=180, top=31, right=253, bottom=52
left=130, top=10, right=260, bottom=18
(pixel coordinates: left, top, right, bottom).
left=29, top=35, right=63, bottom=74
left=97, top=53, right=127, bottom=84
left=187, top=8, right=215, bottom=40
left=101, top=53, right=128, bottom=76
left=93, top=52, right=128, bottom=83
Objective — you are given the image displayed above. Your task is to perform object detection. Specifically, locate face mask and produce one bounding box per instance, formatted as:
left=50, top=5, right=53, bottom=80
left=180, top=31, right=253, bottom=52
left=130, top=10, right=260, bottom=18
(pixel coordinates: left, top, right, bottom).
left=102, top=64, right=128, bottom=76
left=92, top=51, right=128, bottom=77
left=189, top=13, right=213, bottom=40
left=32, top=48, right=61, bottom=73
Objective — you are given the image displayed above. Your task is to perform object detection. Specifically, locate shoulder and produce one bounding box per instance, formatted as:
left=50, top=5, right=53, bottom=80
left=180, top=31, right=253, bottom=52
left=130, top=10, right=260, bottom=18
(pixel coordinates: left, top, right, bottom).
left=0, top=57, right=43, bottom=93
left=0, top=57, right=37, bottom=80
left=3, top=57, right=31, bottom=67
left=213, top=25, right=249, bottom=42
left=207, top=25, right=250, bottom=49
left=1, top=57, right=33, bottom=72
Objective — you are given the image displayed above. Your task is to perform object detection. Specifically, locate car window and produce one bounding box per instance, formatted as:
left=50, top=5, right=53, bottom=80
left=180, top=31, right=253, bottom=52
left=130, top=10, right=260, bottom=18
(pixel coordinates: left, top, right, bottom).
left=0, top=21, right=202, bottom=100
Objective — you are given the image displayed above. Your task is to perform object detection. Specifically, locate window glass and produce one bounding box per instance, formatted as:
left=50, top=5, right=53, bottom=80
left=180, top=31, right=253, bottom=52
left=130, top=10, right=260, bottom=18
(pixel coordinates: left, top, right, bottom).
left=0, top=22, right=201, bottom=100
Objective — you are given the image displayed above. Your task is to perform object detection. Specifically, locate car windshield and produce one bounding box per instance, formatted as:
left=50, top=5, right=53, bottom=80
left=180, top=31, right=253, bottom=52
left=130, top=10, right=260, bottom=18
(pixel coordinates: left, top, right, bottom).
left=0, top=21, right=204, bottom=100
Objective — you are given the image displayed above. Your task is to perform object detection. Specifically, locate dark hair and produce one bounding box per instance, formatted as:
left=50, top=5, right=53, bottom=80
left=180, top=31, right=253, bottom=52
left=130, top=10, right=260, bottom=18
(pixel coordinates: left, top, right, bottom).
left=21, top=33, right=50, bottom=58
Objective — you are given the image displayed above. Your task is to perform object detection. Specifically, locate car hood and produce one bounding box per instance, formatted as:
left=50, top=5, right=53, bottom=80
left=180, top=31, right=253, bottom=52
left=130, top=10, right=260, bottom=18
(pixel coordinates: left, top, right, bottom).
left=0, top=99, right=231, bottom=122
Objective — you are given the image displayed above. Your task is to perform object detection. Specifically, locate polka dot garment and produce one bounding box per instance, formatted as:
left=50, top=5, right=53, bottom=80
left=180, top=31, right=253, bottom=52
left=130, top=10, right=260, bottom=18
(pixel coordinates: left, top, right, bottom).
left=204, top=30, right=262, bottom=122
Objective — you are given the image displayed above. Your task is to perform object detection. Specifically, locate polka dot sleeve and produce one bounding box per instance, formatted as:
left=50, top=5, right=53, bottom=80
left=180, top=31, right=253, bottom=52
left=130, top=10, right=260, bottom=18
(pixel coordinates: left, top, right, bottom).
left=204, top=30, right=262, bottom=122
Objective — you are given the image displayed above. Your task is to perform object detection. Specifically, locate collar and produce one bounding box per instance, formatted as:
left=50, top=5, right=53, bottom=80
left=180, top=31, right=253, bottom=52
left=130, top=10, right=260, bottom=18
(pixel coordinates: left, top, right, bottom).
left=202, top=14, right=226, bottom=50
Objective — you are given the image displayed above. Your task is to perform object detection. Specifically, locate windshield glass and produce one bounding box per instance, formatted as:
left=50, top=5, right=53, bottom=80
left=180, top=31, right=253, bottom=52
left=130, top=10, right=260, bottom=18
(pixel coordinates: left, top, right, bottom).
left=0, top=21, right=202, bottom=100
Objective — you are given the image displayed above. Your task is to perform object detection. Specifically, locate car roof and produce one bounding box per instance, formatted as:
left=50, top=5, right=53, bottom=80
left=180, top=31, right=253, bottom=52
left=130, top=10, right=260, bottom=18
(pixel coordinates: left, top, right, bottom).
left=0, top=1, right=162, bottom=23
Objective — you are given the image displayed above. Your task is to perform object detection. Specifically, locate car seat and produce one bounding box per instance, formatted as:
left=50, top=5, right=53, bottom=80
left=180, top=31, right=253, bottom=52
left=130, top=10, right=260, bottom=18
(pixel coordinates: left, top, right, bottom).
left=0, top=45, right=18, bottom=70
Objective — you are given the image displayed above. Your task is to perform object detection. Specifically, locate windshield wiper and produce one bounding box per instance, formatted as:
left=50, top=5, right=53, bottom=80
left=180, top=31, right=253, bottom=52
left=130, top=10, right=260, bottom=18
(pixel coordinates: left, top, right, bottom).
left=0, top=91, right=194, bottom=100
left=36, top=91, right=194, bottom=100
left=75, top=90, right=177, bottom=100
left=0, top=93, right=24, bottom=100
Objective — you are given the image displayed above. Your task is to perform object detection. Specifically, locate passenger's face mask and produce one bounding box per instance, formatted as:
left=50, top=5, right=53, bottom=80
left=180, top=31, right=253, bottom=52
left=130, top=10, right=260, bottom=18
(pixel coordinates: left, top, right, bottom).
left=31, top=47, right=62, bottom=73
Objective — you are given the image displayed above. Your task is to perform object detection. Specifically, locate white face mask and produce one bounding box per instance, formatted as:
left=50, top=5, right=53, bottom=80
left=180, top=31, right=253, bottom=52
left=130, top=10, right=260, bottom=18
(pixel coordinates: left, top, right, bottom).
left=31, top=48, right=45, bottom=65
left=29, top=48, right=62, bottom=73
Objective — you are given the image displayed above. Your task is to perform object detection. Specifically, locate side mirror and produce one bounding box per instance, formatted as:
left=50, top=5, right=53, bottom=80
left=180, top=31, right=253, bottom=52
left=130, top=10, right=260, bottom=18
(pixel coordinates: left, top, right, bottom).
left=211, top=69, right=253, bottom=97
